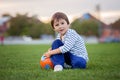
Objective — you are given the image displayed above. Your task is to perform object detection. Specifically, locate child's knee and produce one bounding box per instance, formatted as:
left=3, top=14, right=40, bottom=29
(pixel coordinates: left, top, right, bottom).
left=53, top=39, right=62, bottom=44
left=52, top=39, right=63, bottom=49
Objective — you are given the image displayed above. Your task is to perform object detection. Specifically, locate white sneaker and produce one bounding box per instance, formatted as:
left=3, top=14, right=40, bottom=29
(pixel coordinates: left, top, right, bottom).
left=54, top=65, right=63, bottom=72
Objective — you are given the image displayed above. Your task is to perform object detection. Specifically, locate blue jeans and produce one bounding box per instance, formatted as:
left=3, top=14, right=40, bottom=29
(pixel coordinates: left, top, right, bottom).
left=50, top=39, right=86, bottom=69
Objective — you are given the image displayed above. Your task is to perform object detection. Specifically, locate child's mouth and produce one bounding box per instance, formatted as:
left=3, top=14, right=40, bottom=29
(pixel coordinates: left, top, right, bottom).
left=60, top=29, right=63, bottom=31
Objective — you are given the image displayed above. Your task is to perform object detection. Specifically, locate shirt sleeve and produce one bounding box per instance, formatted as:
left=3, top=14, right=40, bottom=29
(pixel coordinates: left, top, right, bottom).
left=59, top=32, right=78, bottom=53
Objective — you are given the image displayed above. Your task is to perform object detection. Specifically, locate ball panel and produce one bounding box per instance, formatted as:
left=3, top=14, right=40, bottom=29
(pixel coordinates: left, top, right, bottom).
left=40, top=56, right=54, bottom=69
left=45, top=64, right=50, bottom=70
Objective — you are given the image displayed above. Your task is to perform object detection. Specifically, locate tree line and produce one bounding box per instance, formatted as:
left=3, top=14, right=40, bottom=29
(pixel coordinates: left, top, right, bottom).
left=5, top=13, right=99, bottom=38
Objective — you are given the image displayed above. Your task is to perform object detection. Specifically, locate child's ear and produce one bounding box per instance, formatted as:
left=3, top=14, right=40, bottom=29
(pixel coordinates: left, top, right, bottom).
left=68, top=24, right=70, bottom=27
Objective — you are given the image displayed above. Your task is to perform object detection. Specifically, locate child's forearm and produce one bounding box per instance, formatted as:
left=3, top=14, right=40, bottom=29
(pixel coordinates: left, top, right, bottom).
left=49, top=48, right=61, bottom=55
left=44, top=48, right=61, bottom=57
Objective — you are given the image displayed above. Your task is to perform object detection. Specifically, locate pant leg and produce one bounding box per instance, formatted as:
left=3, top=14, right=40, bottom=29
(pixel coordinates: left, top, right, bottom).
left=64, top=52, right=72, bottom=65
left=69, top=53, right=87, bottom=69
left=50, top=39, right=65, bottom=67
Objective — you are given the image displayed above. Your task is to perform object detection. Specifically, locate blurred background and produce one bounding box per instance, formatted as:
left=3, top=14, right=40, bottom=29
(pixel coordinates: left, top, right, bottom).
left=0, top=0, right=120, bottom=45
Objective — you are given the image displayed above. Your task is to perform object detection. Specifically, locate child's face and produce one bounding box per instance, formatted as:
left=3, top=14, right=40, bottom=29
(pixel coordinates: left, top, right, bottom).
left=53, top=18, right=69, bottom=35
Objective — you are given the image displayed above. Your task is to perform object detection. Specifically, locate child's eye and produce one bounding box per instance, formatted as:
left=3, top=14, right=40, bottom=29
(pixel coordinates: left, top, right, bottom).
left=55, top=24, right=59, bottom=26
left=61, top=22, right=64, bottom=25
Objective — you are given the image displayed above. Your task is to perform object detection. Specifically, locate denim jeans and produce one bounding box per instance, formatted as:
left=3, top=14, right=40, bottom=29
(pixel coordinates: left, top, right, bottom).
left=50, top=39, right=86, bottom=69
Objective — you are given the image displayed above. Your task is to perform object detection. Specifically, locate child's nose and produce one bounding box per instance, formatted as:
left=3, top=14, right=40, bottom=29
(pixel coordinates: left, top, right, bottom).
left=59, top=25, right=62, bottom=28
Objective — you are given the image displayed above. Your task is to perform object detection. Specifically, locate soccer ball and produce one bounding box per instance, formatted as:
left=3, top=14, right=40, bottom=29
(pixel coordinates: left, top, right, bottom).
left=40, top=55, right=54, bottom=70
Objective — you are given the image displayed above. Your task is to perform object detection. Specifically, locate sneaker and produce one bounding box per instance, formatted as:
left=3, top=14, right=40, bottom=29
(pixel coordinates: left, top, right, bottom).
left=64, top=63, right=72, bottom=69
left=54, top=65, right=63, bottom=72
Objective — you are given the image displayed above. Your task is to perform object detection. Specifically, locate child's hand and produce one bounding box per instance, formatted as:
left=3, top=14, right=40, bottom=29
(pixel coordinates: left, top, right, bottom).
left=44, top=51, right=51, bottom=58
left=48, top=48, right=52, bottom=52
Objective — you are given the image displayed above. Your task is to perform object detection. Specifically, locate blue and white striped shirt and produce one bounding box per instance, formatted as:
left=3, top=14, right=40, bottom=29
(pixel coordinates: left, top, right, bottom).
left=57, top=29, right=89, bottom=62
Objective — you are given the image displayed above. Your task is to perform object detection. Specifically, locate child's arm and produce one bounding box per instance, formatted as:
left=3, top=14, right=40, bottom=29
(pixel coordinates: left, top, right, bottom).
left=44, top=48, right=61, bottom=57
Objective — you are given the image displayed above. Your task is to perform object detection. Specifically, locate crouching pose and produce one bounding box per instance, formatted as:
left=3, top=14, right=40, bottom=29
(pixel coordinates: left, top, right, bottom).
left=44, top=12, right=89, bottom=72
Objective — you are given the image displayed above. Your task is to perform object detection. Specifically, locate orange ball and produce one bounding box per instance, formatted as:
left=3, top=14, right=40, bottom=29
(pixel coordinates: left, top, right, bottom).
left=40, top=55, right=54, bottom=70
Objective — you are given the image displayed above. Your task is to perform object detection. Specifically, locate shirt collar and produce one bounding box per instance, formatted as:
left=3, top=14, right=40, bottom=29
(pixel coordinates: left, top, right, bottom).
left=57, top=29, right=71, bottom=40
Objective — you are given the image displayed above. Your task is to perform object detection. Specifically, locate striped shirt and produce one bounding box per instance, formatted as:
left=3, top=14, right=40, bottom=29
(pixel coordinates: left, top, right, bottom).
left=57, top=29, right=89, bottom=62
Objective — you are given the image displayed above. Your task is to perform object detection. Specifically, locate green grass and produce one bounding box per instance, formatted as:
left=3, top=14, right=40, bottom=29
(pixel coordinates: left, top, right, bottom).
left=0, top=43, right=120, bottom=80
